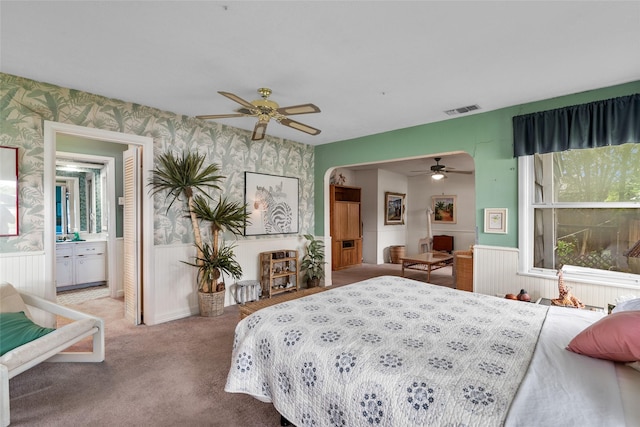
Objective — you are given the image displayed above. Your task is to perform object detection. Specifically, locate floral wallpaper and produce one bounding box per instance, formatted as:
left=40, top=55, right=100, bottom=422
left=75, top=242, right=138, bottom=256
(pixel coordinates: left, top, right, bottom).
left=0, top=73, right=315, bottom=253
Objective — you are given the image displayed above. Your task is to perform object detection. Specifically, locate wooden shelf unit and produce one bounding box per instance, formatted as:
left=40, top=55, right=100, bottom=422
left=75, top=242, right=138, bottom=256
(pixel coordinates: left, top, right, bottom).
left=330, top=185, right=362, bottom=270
left=259, top=250, right=299, bottom=298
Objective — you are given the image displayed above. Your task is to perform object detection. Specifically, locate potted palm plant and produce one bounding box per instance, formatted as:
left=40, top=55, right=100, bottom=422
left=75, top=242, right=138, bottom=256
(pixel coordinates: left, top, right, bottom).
left=300, top=234, right=326, bottom=288
left=149, top=151, right=249, bottom=316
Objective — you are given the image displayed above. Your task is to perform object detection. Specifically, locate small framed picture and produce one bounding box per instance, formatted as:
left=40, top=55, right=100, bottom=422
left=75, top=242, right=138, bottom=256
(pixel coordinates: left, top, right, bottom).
left=384, top=192, right=405, bottom=225
left=484, top=208, right=508, bottom=234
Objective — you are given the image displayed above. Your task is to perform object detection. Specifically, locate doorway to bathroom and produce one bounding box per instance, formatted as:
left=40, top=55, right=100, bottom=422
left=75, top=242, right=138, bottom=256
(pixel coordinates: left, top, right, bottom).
left=44, top=121, right=154, bottom=325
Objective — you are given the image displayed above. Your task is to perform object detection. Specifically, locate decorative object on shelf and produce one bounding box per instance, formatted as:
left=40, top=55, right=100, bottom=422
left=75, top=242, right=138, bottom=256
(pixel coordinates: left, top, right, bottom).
left=484, top=208, right=508, bottom=234
left=0, top=145, right=19, bottom=237
left=505, top=293, right=518, bottom=300
left=551, top=269, right=585, bottom=308
left=244, top=172, right=299, bottom=236
left=330, top=169, right=346, bottom=186
left=384, top=192, right=405, bottom=225
left=517, top=289, right=531, bottom=302
left=432, top=195, right=457, bottom=224
left=300, top=234, right=326, bottom=288
left=149, top=151, right=250, bottom=316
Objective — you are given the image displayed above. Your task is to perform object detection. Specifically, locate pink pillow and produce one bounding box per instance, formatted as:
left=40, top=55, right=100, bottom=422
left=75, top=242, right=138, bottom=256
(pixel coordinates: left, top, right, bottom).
left=566, top=311, right=640, bottom=362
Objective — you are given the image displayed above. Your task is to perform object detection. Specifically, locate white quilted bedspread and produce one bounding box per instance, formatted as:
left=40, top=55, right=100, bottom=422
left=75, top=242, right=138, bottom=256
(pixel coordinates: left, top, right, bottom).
left=226, top=276, right=549, bottom=426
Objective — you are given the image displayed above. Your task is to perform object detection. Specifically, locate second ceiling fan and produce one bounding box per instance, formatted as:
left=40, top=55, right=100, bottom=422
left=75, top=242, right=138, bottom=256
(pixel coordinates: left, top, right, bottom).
left=197, top=88, right=321, bottom=141
left=412, top=157, right=473, bottom=180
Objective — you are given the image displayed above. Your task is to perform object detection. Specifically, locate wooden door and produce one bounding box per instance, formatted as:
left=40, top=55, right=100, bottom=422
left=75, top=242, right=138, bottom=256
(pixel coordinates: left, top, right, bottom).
left=123, top=147, right=142, bottom=325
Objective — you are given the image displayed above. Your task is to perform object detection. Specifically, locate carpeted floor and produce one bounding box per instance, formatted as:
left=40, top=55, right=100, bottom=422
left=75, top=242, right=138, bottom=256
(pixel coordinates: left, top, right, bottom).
left=8, top=263, right=453, bottom=426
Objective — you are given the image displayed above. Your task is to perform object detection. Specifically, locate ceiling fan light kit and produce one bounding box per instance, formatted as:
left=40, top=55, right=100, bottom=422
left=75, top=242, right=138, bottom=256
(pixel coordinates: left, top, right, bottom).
left=410, top=156, right=474, bottom=179
left=196, top=88, right=321, bottom=141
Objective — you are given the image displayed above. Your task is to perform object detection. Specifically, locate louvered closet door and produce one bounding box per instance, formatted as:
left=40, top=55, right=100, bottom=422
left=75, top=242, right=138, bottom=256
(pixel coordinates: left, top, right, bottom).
left=123, top=147, right=142, bottom=325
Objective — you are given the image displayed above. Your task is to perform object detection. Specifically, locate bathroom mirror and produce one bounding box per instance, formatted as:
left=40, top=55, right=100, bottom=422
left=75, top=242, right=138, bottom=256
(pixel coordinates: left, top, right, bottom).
left=55, top=157, right=107, bottom=235
left=0, top=146, right=19, bottom=236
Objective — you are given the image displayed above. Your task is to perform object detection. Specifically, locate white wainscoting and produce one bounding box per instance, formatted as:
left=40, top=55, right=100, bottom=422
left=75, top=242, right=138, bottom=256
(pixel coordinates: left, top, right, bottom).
left=0, top=251, right=47, bottom=297
left=150, top=236, right=307, bottom=324
left=0, top=251, right=52, bottom=325
left=474, top=245, right=639, bottom=310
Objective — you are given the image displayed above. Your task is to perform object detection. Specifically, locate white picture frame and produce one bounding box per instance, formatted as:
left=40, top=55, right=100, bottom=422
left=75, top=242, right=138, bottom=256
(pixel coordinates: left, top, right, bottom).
left=484, top=208, right=508, bottom=234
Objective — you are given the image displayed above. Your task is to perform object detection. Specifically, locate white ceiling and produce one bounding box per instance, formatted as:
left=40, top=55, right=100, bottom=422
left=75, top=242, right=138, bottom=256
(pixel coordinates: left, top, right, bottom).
left=2, top=1, right=639, bottom=149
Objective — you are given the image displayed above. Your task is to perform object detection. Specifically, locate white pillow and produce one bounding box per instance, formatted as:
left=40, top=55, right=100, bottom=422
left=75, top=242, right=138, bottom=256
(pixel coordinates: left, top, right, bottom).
left=612, top=297, right=640, bottom=313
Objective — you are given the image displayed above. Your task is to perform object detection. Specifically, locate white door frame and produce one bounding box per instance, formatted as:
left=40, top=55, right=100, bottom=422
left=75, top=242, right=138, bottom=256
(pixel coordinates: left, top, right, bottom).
left=44, top=121, right=155, bottom=322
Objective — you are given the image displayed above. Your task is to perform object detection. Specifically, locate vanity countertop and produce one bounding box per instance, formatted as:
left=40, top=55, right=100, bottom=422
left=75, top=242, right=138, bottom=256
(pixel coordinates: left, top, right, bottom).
left=56, top=238, right=107, bottom=244
left=56, top=233, right=108, bottom=244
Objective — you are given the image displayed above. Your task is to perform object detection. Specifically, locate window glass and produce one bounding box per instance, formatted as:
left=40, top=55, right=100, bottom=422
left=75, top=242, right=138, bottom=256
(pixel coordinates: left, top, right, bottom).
left=528, top=144, right=640, bottom=274
left=551, top=144, right=640, bottom=203
left=533, top=208, right=640, bottom=271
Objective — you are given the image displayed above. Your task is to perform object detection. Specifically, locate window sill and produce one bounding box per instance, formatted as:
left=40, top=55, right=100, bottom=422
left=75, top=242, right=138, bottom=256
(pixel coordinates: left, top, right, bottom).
left=518, top=265, right=640, bottom=290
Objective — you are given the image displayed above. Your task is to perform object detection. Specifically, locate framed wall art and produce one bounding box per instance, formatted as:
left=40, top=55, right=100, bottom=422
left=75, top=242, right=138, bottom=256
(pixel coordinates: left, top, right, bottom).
left=244, top=172, right=299, bottom=236
left=0, top=146, right=19, bottom=236
left=432, top=195, right=457, bottom=224
left=484, top=208, right=508, bottom=234
left=384, top=192, right=405, bottom=225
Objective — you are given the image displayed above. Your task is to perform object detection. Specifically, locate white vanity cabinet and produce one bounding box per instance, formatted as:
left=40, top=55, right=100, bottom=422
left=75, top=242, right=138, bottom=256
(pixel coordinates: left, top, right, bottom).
left=55, top=245, right=74, bottom=287
left=55, top=241, right=107, bottom=289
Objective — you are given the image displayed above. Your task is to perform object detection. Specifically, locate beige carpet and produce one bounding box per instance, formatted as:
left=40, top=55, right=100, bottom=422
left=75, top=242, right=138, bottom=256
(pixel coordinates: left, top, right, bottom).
left=9, top=263, right=453, bottom=426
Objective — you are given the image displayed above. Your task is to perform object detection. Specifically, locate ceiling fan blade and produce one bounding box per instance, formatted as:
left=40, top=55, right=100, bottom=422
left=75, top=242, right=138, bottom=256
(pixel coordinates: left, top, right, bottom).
left=252, top=121, right=268, bottom=141
left=446, top=170, right=473, bottom=175
left=235, top=107, right=255, bottom=116
left=279, top=118, right=321, bottom=135
left=277, top=103, right=321, bottom=116
left=218, top=91, right=257, bottom=110
left=196, top=113, right=247, bottom=120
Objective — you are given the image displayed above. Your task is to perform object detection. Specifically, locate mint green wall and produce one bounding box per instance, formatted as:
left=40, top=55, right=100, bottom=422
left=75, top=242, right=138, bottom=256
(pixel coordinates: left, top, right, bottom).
left=315, top=81, right=640, bottom=247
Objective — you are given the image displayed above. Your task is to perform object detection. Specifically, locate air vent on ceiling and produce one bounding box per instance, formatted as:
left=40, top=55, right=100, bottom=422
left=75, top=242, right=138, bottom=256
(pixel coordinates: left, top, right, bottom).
left=444, top=104, right=481, bottom=116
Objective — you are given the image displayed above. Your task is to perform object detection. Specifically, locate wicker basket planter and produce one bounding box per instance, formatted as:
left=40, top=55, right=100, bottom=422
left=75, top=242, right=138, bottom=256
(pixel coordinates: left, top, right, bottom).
left=390, top=245, right=406, bottom=264
left=198, top=290, right=225, bottom=317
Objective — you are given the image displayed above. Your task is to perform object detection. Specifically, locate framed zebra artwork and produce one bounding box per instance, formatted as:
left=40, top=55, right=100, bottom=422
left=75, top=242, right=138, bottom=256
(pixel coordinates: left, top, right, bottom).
left=244, top=172, right=299, bottom=236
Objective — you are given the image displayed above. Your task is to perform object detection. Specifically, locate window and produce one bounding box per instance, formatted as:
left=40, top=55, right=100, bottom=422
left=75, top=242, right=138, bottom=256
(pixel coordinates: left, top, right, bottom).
left=519, top=143, right=640, bottom=285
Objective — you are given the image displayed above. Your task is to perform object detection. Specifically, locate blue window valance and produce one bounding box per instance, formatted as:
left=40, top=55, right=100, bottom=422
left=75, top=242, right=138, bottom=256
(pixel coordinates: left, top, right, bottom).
left=513, top=93, right=640, bottom=157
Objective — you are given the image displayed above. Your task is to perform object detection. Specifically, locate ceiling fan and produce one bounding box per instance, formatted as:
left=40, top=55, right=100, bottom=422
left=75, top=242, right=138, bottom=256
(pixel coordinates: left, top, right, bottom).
left=411, top=157, right=473, bottom=180
left=196, top=88, right=321, bottom=141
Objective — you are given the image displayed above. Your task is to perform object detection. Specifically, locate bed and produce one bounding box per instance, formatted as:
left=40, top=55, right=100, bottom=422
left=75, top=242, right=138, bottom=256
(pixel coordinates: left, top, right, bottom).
left=225, top=276, right=640, bottom=426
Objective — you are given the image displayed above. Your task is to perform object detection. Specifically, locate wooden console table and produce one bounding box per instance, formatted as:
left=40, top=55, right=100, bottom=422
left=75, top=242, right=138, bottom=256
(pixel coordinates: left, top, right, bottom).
left=400, top=252, right=454, bottom=282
